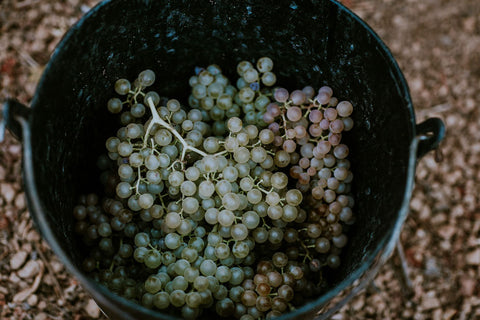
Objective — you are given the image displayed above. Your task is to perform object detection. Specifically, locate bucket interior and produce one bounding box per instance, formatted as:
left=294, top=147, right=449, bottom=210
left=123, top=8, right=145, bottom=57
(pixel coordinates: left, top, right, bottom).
left=29, top=0, right=414, bottom=317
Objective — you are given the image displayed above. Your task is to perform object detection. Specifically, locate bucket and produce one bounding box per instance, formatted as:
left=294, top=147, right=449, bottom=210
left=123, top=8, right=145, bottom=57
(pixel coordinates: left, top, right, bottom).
left=1, top=0, right=445, bottom=319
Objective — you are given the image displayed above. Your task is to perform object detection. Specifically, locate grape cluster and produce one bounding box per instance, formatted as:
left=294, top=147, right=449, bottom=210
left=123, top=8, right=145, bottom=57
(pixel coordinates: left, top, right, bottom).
left=73, top=58, right=355, bottom=319
left=188, top=57, right=276, bottom=134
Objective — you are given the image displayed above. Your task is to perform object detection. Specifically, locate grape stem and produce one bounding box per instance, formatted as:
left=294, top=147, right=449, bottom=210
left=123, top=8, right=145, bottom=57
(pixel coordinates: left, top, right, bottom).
left=135, top=166, right=142, bottom=195
left=300, top=241, right=313, bottom=262
left=145, top=98, right=224, bottom=161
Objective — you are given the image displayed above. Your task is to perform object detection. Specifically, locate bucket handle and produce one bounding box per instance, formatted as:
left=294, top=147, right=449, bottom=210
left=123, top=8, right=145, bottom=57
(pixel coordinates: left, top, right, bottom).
left=415, top=117, right=445, bottom=159
left=0, top=98, right=30, bottom=143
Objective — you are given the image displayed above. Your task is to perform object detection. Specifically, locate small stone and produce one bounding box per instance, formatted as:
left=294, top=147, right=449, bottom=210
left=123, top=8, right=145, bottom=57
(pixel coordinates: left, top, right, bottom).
left=21, top=243, right=32, bottom=253
left=466, top=248, right=480, bottom=265
left=37, top=300, right=47, bottom=310
left=463, top=16, right=476, bottom=32
left=17, top=260, right=40, bottom=279
left=0, top=166, right=5, bottom=180
left=85, top=299, right=101, bottom=318
left=0, top=183, right=15, bottom=204
left=421, top=291, right=440, bottom=310
left=9, top=273, right=21, bottom=284
left=34, top=312, right=48, bottom=320
left=443, top=309, right=457, bottom=320
left=8, top=144, right=21, bottom=156
left=27, top=294, right=38, bottom=306
left=432, top=309, right=442, bottom=319
left=14, top=193, right=26, bottom=210
left=460, top=275, right=476, bottom=296
left=424, top=257, right=442, bottom=278
left=410, top=197, right=423, bottom=212
left=352, top=296, right=365, bottom=311
left=10, top=251, right=28, bottom=270
left=437, top=225, right=455, bottom=240
left=51, top=260, right=64, bottom=273
left=27, top=230, right=41, bottom=242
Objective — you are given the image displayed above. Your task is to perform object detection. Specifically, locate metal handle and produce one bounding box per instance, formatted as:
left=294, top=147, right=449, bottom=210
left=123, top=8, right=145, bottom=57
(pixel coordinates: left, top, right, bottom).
left=0, top=99, right=31, bottom=143
left=416, top=117, right=445, bottom=159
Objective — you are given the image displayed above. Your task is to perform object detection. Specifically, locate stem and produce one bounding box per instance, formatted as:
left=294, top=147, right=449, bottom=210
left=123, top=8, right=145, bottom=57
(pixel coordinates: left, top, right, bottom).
left=281, top=113, right=288, bottom=136
left=145, top=97, right=229, bottom=161
left=300, top=241, right=313, bottom=262
left=146, top=98, right=210, bottom=159
left=135, top=166, right=142, bottom=195
left=255, top=185, right=270, bottom=195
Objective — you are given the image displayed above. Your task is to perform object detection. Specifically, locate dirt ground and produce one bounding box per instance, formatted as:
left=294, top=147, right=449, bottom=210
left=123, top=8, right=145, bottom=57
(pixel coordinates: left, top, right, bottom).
left=0, top=0, right=479, bottom=319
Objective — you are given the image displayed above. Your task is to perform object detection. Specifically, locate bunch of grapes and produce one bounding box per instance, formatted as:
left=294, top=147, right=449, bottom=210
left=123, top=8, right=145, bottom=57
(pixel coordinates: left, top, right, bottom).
left=73, top=57, right=355, bottom=320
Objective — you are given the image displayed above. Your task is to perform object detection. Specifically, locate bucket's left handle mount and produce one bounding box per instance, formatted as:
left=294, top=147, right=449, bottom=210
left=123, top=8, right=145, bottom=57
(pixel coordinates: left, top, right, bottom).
left=0, top=99, right=31, bottom=143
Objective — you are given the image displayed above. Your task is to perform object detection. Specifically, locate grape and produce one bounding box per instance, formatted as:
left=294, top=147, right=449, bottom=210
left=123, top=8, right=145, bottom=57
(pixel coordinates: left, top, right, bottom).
left=76, top=58, right=357, bottom=319
left=286, top=106, right=302, bottom=122
left=198, top=70, right=214, bottom=86
left=115, top=79, right=131, bottom=95
left=153, top=292, right=170, bottom=309
left=234, top=147, right=250, bottom=164
left=138, top=69, right=155, bottom=87
left=165, top=233, right=182, bottom=250
left=200, top=260, right=217, bottom=276
left=261, top=72, right=276, bottom=86
left=107, top=98, right=123, bottom=113
left=218, top=209, right=235, bottom=227
left=334, top=144, right=349, bottom=159
left=256, top=57, right=273, bottom=73
left=283, top=140, right=296, bottom=153
left=231, top=224, right=249, bottom=241
left=237, top=61, right=253, bottom=76
left=116, top=182, right=132, bottom=199
left=290, top=90, right=306, bottom=105
left=170, top=290, right=186, bottom=307
left=144, top=250, right=162, bottom=268
left=243, top=68, right=259, bottom=83
left=238, top=87, right=255, bottom=103
left=273, top=88, right=289, bottom=103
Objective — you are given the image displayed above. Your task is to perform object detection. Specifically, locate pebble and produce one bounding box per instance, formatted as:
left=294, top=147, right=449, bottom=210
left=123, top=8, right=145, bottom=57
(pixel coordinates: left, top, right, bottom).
left=352, top=296, right=365, bottom=311
left=34, top=313, right=48, bottom=320
left=17, top=260, right=40, bottom=279
left=27, top=230, right=41, bottom=242
left=443, top=309, right=457, bottom=320
left=9, top=273, right=21, bottom=284
left=85, top=299, right=101, bottom=318
left=0, top=183, right=16, bottom=204
left=27, top=294, right=38, bottom=306
left=466, top=249, right=480, bottom=265
left=14, top=192, right=26, bottom=210
left=10, top=251, right=28, bottom=270
left=0, top=166, right=5, bottom=180
left=51, top=260, right=64, bottom=273
left=37, top=300, right=47, bottom=310
left=8, top=144, right=21, bottom=156
left=421, top=291, right=441, bottom=310
left=424, top=257, right=442, bottom=278
left=460, top=275, right=476, bottom=296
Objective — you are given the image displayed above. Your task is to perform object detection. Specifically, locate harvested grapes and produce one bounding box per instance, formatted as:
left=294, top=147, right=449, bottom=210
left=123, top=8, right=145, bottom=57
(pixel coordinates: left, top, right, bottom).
left=73, top=57, right=355, bottom=319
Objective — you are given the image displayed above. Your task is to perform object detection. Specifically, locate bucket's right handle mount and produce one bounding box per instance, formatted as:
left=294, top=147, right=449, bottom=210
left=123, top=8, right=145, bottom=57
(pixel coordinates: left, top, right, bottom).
left=416, top=117, right=445, bottom=159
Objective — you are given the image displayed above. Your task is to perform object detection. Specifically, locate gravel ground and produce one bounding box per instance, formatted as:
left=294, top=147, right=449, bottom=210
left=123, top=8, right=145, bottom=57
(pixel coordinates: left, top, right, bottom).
left=1, top=0, right=479, bottom=319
